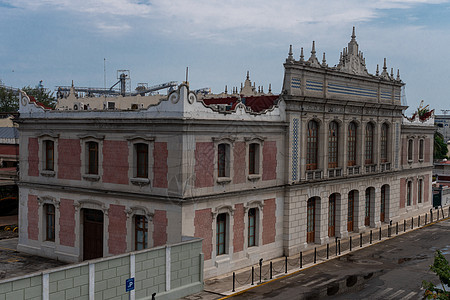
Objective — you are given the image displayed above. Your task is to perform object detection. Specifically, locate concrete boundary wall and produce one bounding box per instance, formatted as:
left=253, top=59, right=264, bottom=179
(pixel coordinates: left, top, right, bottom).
left=0, top=238, right=203, bottom=300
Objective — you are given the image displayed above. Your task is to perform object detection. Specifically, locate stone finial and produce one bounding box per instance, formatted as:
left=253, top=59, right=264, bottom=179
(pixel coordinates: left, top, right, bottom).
left=269, top=83, right=272, bottom=93
left=288, top=45, right=294, bottom=61
left=258, top=86, right=260, bottom=93
left=261, top=86, right=264, bottom=93
left=71, top=80, right=74, bottom=87
left=311, top=41, right=316, bottom=57
left=300, top=47, right=304, bottom=62
left=397, top=69, right=400, bottom=80
left=383, top=58, right=387, bottom=71
left=246, top=70, right=250, bottom=80
left=376, top=64, right=379, bottom=76
left=390, top=68, right=394, bottom=77
left=225, top=85, right=228, bottom=94
left=322, top=52, right=327, bottom=67
left=351, top=26, right=356, bottom=41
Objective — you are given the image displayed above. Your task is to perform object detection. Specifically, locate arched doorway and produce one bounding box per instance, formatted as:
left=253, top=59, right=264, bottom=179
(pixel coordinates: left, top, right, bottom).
left=307, top=197, right=316, bottom=243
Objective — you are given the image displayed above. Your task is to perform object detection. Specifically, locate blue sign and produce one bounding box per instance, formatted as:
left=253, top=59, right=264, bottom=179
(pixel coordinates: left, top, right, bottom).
left=126, top=278, right=135, bottom=292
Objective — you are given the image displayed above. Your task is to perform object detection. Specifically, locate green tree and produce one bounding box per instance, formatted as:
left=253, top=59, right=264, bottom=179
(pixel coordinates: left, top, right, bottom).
left=0, top=86, right=19, bottom=112
left=423, top=250, right=450, bottom=299
left=435, top=131, right=449, bottom=160
left=22, top=85, right=56, bottom=109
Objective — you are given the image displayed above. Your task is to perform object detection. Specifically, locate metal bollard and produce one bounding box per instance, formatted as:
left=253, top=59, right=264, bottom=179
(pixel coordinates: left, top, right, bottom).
left=327, top=243, right=329, bottom=259
left=370, top=230, right=372, bottom=244
left=431, top=209, right=433, bottom=223
left=335, top=238, right=338, bottom=256
left=251, top=266, right=254, bottom=285
left=270, top=262, right=273, bottom=279
left=285, top=256, right=287, bottom=273
left=314, top=247, right=317, bottom=264
left=338, top=240, right=341, bottom=255
left=152, top=293, right=156, bottom=300
left=388, top=225, right=391, bottom=237
left=403, top=220, right=406, bottom=232
left=425, top=213, right=428, bottom=224
left=396, top=222, right=398, bottom=235
left=418, top=215, right=420, bottom=227
left=411, top=217, right=414, bottom=229
left=232, top=272, right=235, bottom=292
left=259, top=259, right=263, bottom=283
left=350, top=236, right=352, bottom=251
left=360, top=233, right=362, bottom=247
left=300, top=252, right=303, bottom=269
left=379, top=227, right=382, bottom=240
left=437, top=209, right=440, bottom=220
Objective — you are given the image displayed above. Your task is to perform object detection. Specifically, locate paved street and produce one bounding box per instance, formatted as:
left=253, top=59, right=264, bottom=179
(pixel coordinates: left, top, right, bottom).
left=228, top=219, right=450, bottom=299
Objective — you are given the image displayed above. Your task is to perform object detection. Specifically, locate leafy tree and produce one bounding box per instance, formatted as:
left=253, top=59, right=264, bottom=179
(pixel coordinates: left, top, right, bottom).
left=0, top=86, right=19, bottom=112
left=423, top=250, right=450, bottom=299
left=435, top=131, right=449, bottom=160
left=22, top=84, right=56, bottom=109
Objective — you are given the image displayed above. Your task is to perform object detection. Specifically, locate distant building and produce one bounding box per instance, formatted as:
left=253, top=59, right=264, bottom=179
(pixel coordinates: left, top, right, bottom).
left=17, top=28, right=434, bottom=279
left=435, top=115, right=450, bottom=142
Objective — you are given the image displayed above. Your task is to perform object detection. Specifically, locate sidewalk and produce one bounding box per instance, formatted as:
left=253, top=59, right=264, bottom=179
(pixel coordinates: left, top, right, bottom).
left=183, top=206, right=450, bottom=300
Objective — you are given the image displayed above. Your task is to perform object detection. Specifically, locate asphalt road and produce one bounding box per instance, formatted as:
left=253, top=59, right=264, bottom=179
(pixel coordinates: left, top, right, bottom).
left=230, top=219, right=450, bottom=300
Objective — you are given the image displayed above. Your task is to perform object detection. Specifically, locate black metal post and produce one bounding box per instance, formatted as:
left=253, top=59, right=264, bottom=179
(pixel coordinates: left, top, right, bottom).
left=396, top=222, right=398, bottom=235
left=388, top=224, right=391, bottom=237
left=270, top=262, right=273, bottom=279
left=360, top=233, right=362, bottom=247
left=327, top=243, right=329, bottom=259
left=300, top=252, right=303, bottom=268
left=314, top=247, right=317, bottom=264
left=259, top=259, right=263, bottom=283
left=403, top=219, right=406, bottom=232
left=285, top=256, right=287, bottom=273
left=335, top=238, right=338, bottom=256
left=437, top=209, right=439, bottom=220
left=338, top=240, right=341, bottom=255
left=425, top=213, right=427, bottom=224
left=350, top=236, right=352, bottom=251
left=418, top=215, right=420, bottom=227
left=431, top=209, right=433, bottom=223
left=251, top=266, right=254, bottom=285
left=152, top=293, right=156, bottom=300
left=379, top=227, right=382, bottom=240
left=370, top=230, right=372, bottom=244
left=232, top=272, right=235, bottom=292
left=411, top=217, right=414, bottom=229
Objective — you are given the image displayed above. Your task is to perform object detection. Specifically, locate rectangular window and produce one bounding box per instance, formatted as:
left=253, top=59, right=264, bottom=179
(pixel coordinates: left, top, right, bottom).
left=217, top=213, right=227, bottom=255
left=218, top=144, right=229, bottom=177
left=248, top=208, right=256, bottom=247
left=407, top=181, right=412, bottom=206
left=248, top=143, right=259, bottom=175
left=407, top=139, right=413, bottom=162
left=134, top=215, right=148, bottom=250
left=87, top=142, right=98, bottom=175
left=45, top=204, right=55, bottom=241
left=418, top=179, right=423, bottom=203
left=365, top=124, right=374, bottom=164
left=135, top=143, right=148, bottom=178
left=44, top=140, right=54, bottom=171
left=348, top=123, right=357, bottom=166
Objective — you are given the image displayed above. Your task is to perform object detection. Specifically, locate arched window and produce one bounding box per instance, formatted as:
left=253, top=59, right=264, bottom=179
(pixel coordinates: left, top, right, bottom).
left=365, top=123, right=374, bottom=164
left=307, top=120, right=319, bottom=170
left=380, top=124, right=388, bottom=163
left=348, top=122, right=357, bottom=166
left=328, top=122, right=339, bottom=168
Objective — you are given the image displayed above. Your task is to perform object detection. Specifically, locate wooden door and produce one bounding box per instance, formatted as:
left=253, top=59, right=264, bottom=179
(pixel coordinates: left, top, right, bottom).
left=347, top=192, right=354, bottom=232
left=307, top=198, right=315, bottom=243
left=83, top=209, right=103, bottom=260
left=328, top=195, right=336, bottom=237
left=365, top=190, right=371, bottom=226
left=380, top=186, right=386, bottom=222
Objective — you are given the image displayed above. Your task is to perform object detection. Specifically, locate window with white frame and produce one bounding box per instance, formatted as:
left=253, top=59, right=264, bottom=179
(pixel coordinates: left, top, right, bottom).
left=348, top=122, right=357, bottom=166
left=216, top=213, right=227, bottom=255
left=306, top=120, right=319, bottom=170
left=328, top=121, right=339, bottom=168
left=44, top=203, right=55, bottom=242
left=218, top=143, right=230, bottom=178
left=407, top=139, right=413, bottom=162
left=44, top=140, right=54, bottom=171
left=135, top=143, right=149, bottom=178
left=365, top=123, right=374, bottom=164
left=418, top=178, right=423, bottom=204
left=248, top=208, right=258, bottom=247
left=248, top=143, right=260, bottom=175
left=380, top=123, right=388, bottom=163
left=134, top=215, right=148, bottom=250
left=86, top=141, right=99, bottom=175
left=407, top=180, right=412, bottom=206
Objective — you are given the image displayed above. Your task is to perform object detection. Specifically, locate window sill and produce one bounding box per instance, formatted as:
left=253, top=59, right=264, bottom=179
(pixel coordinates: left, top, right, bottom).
left=419, top=159, right=424, bottom=163
left=217, top=177, right=231, bottom=184
left=407, top=160, right=413, bottom=164
left=82, top=174, right=100, bottom=182
left=247, top=174, right=261, bottom=181
left=40, top=170, right=55, bottom=177
left=130, top=178, right=150, bottom=186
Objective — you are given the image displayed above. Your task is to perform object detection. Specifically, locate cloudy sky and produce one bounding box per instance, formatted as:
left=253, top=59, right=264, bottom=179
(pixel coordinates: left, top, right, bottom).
left=0, top=0, right=449, bottom=114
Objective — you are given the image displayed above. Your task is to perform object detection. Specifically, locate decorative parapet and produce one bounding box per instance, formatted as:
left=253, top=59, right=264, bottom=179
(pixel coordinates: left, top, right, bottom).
left=402, top=111, right=435, bottom=126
